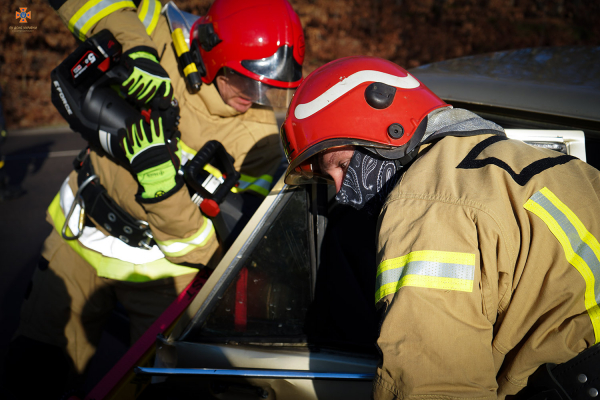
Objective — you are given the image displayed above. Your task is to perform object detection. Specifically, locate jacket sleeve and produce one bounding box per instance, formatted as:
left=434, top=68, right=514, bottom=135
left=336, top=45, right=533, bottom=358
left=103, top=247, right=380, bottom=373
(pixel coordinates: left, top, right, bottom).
left=89, top=151, right=218, bottom=267
left=141, top=185, right=219, bottom=266
left=373, top=195, right=501, bottom=400
left=50, top=0, right=157, bottom=53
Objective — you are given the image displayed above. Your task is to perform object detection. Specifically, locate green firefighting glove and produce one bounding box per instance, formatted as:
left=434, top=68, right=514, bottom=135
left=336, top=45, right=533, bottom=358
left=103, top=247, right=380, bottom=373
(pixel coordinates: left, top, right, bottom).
left=121, top=46, right=173, bottom=104
left=122, top=109, right=182, bottom=201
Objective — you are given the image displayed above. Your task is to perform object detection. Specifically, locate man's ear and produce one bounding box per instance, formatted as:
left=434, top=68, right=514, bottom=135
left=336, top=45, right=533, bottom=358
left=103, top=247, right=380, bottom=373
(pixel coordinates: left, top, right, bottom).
left=215, top=74, right=228, bottom=85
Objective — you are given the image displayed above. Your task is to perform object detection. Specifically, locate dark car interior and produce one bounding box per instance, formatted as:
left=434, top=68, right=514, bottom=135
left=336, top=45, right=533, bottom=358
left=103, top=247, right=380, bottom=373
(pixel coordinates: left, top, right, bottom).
left=184, top=183, right=380, bottom=356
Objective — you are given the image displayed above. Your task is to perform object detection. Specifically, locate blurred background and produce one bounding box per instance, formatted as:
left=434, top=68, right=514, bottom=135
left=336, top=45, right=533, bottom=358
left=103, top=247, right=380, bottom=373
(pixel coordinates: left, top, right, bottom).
left=1, top=0, right=599, bottom=130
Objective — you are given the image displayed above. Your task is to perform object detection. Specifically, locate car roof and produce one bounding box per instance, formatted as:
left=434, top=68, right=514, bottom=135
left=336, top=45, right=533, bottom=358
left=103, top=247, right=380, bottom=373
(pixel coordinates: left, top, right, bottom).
left=410, top=46, right=600, bottom=124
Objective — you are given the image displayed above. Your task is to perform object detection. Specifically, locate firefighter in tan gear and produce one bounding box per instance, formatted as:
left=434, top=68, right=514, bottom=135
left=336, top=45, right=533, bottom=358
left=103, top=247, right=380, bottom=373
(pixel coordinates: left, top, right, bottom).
left=280, top=57, right=600, bottom=399
left=7, top=0, right=304, bottom=397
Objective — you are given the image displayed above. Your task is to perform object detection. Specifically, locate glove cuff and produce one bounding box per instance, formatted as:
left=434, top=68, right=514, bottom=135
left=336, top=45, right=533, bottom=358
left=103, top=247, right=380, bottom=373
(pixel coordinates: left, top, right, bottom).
left=137, top=173, right=184, bottom=204
left=123, top=46, right=160, bottom=60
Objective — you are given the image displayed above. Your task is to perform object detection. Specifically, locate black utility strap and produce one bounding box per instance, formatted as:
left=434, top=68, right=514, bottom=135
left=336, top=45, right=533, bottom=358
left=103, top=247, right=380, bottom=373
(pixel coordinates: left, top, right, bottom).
left=550, top=344, right=600, bottom=399
left=77, top=157, right=155, bottom=249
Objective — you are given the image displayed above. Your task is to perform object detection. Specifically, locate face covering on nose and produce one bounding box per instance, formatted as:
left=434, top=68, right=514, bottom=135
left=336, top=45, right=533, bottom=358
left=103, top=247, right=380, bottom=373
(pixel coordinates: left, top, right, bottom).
left=335, top=147, right=401, bottom=215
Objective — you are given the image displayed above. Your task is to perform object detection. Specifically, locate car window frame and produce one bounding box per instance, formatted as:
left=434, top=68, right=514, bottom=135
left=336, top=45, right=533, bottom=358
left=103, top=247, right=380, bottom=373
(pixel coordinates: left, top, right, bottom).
left=170, top=177, right=321, bottom=343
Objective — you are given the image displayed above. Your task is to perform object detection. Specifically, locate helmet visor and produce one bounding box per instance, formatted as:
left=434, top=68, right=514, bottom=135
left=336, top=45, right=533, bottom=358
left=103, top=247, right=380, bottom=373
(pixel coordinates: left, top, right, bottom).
left=285, top=156, right=334, bottom=186
left=222, top=67, right=296, bottom=109
left=241, top=45, right=303, bottom=83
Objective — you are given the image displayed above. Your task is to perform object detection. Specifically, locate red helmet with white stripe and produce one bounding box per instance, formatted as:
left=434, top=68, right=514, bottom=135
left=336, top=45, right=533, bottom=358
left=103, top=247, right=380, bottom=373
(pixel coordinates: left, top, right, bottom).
left=280, top=56, right=449, bottom=184
left=191, top=0, right=304, bottom=108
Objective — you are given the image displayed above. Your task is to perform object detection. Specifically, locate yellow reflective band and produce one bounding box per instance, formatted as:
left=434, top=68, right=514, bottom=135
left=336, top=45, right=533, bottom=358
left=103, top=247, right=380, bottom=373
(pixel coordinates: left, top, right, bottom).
left=183, top=63, right=198, bottom=76
left=180, top=140, right=197, bottom=157
left=138, top=0, right=149, bottom=26
left=524, top=187, right=600, bottom=343
left=375, top=250, right=476, bottom=303
left=47, top=193, right=198, bottom=282
left=155, top=217, right=215, bottom=258
left=69, top=0, right=136, bottom=41
left=0, top=160, right=4, bottom=169
left=138, top=0, right=160, bottom=35
left=69, top=0, right=104, bottom=36
left=232, top=174, right=273, bottom=197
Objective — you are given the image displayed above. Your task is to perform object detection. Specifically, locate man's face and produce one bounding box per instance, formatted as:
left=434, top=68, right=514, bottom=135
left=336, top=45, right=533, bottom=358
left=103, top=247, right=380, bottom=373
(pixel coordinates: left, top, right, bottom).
left=215, top=75, right=253, bottom=113
left=318, top=146, right=355, bottom=193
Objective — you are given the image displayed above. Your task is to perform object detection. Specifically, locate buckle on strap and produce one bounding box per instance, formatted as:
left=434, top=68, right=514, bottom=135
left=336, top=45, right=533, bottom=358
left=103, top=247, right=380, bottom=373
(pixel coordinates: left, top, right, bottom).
left=62, top=174, right=98, bottom=241
left=138, top=227, right=154, bottom=250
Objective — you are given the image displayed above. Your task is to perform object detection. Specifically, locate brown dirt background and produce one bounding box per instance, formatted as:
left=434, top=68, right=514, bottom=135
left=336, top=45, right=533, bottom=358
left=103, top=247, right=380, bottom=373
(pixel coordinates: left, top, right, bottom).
left=1, top=0, right=599, bottom=129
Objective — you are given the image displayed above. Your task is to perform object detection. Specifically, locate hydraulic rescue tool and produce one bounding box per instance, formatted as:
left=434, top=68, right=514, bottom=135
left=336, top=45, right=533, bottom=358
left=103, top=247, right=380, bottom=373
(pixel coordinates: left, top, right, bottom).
left=51, top=30, right=254, bottom=247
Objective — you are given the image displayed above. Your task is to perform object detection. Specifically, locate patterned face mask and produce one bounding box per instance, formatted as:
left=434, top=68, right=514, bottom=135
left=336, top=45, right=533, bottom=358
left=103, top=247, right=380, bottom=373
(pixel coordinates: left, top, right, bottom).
left=335, top=147, right=401, bottom=214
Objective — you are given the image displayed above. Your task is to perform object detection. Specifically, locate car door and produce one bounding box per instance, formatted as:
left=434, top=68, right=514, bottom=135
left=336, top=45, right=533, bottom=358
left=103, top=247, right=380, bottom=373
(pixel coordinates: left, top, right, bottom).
left=145, top=177, right=379, bottom=400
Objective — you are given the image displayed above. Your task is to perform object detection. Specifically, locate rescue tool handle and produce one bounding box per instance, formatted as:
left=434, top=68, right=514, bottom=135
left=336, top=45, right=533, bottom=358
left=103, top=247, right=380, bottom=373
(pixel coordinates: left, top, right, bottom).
left=171, top=28, right=202, bottom=93
left=184, top=140, right=240, bottom=204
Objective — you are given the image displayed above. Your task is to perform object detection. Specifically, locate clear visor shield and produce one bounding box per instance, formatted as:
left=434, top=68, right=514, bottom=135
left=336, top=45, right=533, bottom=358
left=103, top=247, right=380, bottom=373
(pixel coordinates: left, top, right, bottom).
left=285, top=153, right=336, bottom=186
left=222, top=67, right=296, bottom=109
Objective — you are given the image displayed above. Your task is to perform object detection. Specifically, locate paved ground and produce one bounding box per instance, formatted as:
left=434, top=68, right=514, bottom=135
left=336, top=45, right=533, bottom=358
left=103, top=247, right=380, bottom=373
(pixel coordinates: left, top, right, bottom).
left=0, top=126, right=128, bottom=397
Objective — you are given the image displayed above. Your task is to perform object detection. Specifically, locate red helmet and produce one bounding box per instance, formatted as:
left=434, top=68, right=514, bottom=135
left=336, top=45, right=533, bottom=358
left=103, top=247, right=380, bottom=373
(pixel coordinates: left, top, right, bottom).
left=190, top=0, right=304, bottom=108
left=280, top=56, right=449, bottom=185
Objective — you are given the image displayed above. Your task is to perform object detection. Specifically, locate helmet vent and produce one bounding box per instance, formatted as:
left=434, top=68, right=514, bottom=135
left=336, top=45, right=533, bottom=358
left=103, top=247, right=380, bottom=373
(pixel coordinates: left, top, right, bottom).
left=364, top=82, right=396, bottom=109
left=197, top=23, right=222, bottom=51
left=387, top=123, right=404, bottom=139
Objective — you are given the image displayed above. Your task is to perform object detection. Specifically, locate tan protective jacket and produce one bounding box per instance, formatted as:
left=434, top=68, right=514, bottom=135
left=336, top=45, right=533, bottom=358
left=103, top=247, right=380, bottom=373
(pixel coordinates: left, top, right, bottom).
left=373, top=133, right=600, bottom=399
left=49, top=0, right=281, bottom=280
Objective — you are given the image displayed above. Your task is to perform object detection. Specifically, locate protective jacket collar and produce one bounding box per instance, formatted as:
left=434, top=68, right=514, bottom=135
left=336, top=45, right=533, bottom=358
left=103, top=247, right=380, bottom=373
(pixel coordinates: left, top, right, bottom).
left=342, top=108, right=506, bottom=215
left=370, top=107, right=505, bottom=165
left=198, top=82, right=242, bottom=117
left=422, top=107, right=505, bottom=144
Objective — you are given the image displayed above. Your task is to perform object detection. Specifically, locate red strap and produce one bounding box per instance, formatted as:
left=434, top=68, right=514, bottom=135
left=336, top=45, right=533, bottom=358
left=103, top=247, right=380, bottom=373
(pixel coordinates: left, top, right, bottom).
left=84, top=269, right=211, bottom=400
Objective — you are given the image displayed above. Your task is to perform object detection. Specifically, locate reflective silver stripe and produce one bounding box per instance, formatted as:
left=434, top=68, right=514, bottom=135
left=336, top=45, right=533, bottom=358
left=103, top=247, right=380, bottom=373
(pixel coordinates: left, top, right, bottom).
left=71, top=0, right=125, bottom=39
left=530, top=191, right=600, bottom=304
left=139, top=0, right=158, bottom=32
left=237, top=178, right=271, bottom=191
left=376, top=260, right=475, bottom=290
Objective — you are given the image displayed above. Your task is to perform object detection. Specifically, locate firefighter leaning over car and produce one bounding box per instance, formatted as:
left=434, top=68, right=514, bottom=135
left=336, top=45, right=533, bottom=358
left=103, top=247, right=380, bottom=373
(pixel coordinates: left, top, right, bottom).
left=6, top=0, right=304, bottom=397
left=280, top=56, right=600, bottom=400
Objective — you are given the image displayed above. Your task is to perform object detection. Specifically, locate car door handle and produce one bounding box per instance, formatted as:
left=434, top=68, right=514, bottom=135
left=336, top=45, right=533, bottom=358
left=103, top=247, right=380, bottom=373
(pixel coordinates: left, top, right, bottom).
left=135, top=367, right=375, bottom=380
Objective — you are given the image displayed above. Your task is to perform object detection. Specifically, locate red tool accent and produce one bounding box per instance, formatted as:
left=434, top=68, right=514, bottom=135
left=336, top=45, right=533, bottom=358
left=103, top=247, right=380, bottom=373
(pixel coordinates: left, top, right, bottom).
left=141, top=108, right=152, bottom=124
left=234, top=267, right=248, bottom=332
left=83, top=269, right=211, bottom=400
left=97, top=57, right=111, bottom=72
left=200, top=198, right=220, bottom=217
